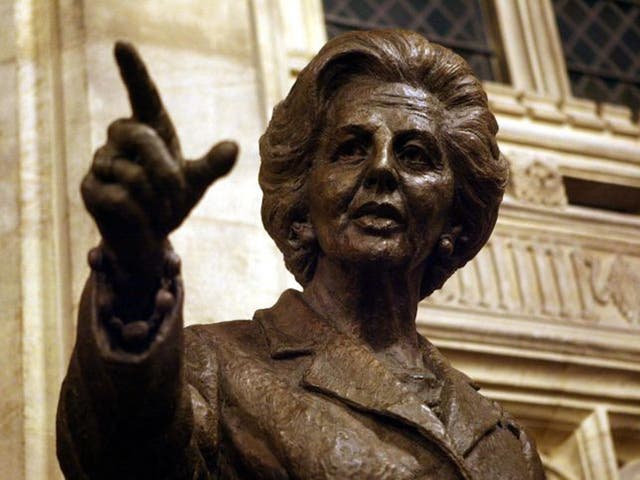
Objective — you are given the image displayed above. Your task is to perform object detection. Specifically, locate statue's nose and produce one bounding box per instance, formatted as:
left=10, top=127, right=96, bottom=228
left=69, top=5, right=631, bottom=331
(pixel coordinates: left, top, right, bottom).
left=363, top=147, right=398, bottom=193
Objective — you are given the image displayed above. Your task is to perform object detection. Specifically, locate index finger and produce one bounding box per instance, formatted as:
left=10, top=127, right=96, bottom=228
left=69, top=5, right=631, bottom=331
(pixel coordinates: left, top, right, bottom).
left=114, top=41, right=167, bottom=126
left=114, top=41, right=179, bottom=155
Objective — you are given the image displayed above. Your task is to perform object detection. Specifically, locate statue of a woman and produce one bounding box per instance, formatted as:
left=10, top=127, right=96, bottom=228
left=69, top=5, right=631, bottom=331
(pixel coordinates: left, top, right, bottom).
left=57, top=30, right=545, bottom=479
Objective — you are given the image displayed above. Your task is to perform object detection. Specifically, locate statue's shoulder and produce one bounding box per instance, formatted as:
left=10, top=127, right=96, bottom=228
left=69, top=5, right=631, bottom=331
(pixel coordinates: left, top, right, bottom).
left=184, top=319, right=266, bottom=354
left=181, top=319, right=269, bottom=400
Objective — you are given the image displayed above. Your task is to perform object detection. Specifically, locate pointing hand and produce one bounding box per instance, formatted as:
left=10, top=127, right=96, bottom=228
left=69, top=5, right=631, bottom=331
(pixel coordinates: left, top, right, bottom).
left=81, top=42, right=238, bottom=275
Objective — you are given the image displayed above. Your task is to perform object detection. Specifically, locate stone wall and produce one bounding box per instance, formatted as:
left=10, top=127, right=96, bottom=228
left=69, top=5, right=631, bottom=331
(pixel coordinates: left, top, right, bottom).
left=1, top=3, right=25, bottom=478
left=0, top=1, right=295, bottom=478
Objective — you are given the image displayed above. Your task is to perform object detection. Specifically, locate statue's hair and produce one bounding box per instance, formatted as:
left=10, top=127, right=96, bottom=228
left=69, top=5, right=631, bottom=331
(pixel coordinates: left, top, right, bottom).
left=259, top=29, right=508, bottom=298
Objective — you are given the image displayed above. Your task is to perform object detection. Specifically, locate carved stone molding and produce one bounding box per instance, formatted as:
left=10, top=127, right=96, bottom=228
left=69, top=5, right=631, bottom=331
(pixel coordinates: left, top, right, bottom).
left=506, top=153, right=568, bottom=207
left=485, top=82, right=640, bottom=140
left=428, top=232, right=640, bottom=329
left=536, top=407, right=619, bottom=480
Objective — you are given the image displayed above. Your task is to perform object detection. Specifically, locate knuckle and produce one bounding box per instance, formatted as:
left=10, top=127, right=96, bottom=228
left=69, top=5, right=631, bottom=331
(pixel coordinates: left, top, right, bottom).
left=93, top=184, right=128, bottom=211
left=108, top=119, right=159, bottom=148
left=128, top=166, right=146, bottom=185
left=92, top=145, right=110, bottom=164
left=99, top=191, right=135, bottom=220
left=129, top=124, right=159, bottom=144
left=108, top=186, right=130, bottom=208
left=81, top=181, right=104, bottom=217
left=157, top=170, right=183, bottom=190
left=92, top=156, right=110, bottom=178
left=80, top=173, right=97, bottom=199
left=107, top=118, right=134, bottom=137
left=106, top=119, right=129, bottom=142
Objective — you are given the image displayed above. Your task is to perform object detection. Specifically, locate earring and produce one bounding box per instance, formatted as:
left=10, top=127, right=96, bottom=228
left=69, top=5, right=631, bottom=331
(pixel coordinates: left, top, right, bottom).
left=437, top=235, right=454, bottom=257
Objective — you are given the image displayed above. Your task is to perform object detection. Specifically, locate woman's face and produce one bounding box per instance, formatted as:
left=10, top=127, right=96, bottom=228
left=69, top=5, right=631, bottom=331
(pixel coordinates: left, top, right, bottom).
left=307, top=78, right=455, bottom=270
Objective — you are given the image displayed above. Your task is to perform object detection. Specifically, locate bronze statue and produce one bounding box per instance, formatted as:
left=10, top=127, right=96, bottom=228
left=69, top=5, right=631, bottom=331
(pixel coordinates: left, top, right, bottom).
left=57, top=30, right=546, bottom=479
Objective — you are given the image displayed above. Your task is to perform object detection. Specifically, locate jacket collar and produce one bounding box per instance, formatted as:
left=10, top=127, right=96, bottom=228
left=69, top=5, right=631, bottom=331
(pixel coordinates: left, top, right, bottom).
left=254, top=289, right=326, bottom=358
left=254, top=289, right=499, bottom=468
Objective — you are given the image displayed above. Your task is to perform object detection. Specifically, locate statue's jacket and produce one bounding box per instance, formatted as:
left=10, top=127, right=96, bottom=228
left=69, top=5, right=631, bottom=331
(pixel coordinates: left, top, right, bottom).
left=57, top=271, right=546, bottom=480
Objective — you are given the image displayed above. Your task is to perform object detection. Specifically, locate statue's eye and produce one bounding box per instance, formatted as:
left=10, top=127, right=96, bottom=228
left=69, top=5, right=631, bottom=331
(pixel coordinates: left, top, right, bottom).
left=334, top=139, right=368, bottom=163
left=396, top=138, right=441, bottom=171
left=399, top=145, right=427, bottom=165
left=398, top=143, right=432, bottom=169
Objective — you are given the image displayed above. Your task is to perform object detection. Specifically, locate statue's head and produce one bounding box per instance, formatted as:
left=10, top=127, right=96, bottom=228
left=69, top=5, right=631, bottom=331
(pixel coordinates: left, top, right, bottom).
left=259, top=29, right=508, bottom=298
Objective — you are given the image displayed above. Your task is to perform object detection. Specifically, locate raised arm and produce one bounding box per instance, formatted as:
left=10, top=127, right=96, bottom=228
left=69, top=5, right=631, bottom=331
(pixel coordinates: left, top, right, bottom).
left=57, top=42, right=237, bottom=479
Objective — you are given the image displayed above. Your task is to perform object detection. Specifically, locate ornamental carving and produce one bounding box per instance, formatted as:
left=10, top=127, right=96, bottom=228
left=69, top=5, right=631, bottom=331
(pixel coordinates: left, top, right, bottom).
left=506, top=154, right=568, bottom=207
left=428, top=234, right=640, bottom=328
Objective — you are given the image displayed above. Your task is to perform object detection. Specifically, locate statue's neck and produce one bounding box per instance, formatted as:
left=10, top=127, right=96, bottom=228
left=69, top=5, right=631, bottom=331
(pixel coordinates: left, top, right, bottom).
left=302, top=255, right=424, bottom=368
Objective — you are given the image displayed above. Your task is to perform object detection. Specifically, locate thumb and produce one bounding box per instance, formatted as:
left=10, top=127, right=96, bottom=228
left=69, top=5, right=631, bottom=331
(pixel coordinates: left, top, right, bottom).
left=185, top=140, right=238, bottom=193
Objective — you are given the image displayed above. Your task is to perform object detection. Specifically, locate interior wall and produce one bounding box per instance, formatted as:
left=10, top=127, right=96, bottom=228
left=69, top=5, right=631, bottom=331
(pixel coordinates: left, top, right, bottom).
left=0, top=1, right=292, bottom=478
left=0, top=3, right=25, bottom=478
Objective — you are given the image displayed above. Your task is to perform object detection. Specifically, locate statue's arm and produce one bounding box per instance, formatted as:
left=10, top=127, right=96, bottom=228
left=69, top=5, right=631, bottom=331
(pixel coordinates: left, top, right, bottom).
left=56, top=257, right=215, bottom=479
left=56, top=42, right=236, bottom=479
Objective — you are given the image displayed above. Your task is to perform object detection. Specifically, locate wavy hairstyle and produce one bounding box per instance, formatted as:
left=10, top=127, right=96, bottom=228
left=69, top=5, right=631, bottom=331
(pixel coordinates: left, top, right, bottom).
left=259, top=29, right=508, bottom=298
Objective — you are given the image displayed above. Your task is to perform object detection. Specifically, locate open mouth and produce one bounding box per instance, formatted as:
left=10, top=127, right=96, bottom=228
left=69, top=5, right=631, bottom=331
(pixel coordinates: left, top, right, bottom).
left=351, top=202, right=405, bottom=233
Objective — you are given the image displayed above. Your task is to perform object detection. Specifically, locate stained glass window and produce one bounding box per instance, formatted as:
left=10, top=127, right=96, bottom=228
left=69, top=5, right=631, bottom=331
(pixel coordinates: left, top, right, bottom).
left=554, top=0, right=640, bottom=119
left=322, top=0, right=508, bottom=82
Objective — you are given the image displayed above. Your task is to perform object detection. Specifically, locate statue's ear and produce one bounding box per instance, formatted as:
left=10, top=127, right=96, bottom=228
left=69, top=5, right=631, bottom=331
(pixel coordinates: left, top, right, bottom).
left=289, top=220, right=316, bottom=249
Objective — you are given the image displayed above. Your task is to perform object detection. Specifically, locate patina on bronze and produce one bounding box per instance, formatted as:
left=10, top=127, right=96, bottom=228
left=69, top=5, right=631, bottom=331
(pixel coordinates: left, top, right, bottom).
left=57, top=30, right=546, bottom=479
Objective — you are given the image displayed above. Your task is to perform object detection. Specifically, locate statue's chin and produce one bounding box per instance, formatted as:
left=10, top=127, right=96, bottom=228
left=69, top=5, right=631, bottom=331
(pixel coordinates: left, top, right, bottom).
left=326, top=246, right=418, bottom=272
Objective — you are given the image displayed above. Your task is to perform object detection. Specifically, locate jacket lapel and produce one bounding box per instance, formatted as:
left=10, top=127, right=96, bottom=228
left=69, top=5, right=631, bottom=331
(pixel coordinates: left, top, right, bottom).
left=418, top=337, right=503, bottom=457
left=302, top=332, right=454, bottom=448
left=255, top=290, right=474, bottom=478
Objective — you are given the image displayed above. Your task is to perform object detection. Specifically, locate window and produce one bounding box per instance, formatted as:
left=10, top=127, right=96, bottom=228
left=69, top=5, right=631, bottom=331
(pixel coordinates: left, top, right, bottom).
left=322, top=0, right=509, bottom=82
left=554, top=0, right=640, bottom=120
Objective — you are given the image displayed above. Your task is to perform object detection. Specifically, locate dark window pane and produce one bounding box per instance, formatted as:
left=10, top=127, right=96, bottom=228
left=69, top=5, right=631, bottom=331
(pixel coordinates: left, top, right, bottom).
left=351, top=0, right=375, bottom=18
left=564, top=176, right=640, bottom=214
left=322, top=0, right=508, bottom=82
left=553, top=0, right=640, bottom=119
left=427, top=9, right=452, bottom=37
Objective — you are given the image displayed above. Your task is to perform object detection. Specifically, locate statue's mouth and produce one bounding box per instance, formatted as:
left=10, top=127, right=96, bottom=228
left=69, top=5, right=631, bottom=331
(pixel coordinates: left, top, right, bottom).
left=352, top=201, right=404, bottom=221
left=350, top=202, right=405, bottom=233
